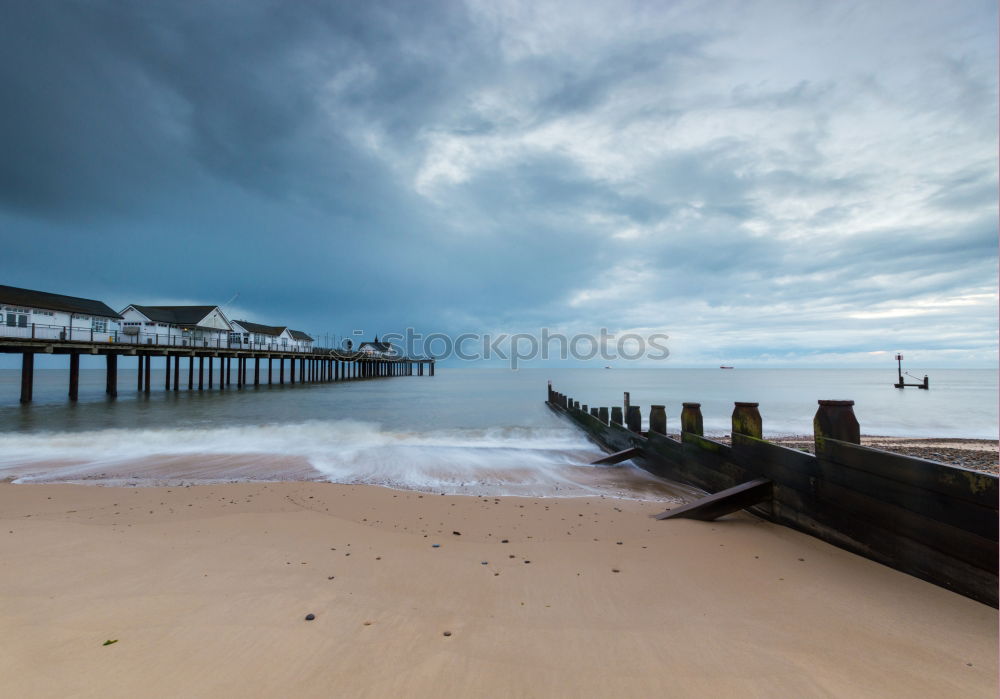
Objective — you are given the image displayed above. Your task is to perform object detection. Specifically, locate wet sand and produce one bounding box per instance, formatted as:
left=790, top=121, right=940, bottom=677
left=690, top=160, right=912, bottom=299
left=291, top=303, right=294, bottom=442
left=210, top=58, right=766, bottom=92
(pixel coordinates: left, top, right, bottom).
left=1, top=481, right=996, bottom=698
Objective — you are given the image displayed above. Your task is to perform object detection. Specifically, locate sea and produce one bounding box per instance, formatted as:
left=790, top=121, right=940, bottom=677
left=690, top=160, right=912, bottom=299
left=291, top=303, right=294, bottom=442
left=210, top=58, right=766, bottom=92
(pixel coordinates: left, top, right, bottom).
left=0, top=367, right=995, bottom=498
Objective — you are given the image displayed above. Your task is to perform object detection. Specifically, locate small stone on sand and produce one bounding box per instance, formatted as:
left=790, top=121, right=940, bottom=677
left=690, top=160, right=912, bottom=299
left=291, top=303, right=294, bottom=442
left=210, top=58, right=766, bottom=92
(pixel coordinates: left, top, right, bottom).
left=305, top=614, right=315, bottom=621
left=443, top=631, right=452, bottom=637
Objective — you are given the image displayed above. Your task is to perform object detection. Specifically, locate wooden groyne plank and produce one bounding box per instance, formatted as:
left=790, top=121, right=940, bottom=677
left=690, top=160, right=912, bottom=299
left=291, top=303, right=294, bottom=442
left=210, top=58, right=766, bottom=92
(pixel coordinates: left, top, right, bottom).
left=589, top=447, right=641, bottom=465
left=653, top=478, right=773, bottom=521
left=545, top=389, right=999, bottom=607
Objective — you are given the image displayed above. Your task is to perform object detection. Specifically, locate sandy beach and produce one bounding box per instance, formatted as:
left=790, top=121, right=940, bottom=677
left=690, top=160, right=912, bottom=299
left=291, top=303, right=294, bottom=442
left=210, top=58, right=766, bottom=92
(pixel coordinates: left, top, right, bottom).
left=2, top=480, right=996, bottom=698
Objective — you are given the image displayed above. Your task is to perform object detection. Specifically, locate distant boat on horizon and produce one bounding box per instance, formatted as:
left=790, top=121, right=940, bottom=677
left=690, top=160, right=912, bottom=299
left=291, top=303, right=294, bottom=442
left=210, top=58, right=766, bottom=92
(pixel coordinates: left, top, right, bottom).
left=720, top=366, right=734, bottom=369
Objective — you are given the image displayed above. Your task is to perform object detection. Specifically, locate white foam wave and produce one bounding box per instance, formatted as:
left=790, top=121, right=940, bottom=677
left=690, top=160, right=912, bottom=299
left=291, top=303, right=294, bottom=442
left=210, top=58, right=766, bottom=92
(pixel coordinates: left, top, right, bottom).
left=0, top=420, right=684, bottom=499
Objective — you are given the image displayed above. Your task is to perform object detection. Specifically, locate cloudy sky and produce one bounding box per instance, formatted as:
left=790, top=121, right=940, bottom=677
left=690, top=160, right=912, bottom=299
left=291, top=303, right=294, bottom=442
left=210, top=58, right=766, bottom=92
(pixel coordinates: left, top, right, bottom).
left=1, top=0, right=996, bottom=367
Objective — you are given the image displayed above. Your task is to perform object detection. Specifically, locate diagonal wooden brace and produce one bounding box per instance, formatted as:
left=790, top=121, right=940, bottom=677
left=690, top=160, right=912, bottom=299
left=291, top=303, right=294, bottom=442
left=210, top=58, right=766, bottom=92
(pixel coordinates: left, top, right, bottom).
left=653, top=478, right=773, bottom=521
left=589, top=447, right=642, bottom=466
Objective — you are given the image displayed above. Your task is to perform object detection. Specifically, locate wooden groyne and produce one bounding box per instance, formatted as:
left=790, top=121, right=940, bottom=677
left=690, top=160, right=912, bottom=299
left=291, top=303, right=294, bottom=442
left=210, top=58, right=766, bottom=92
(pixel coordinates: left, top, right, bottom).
left=2, top=336, right=434, bottom=404
left=546, top=383, right=999, bottom=607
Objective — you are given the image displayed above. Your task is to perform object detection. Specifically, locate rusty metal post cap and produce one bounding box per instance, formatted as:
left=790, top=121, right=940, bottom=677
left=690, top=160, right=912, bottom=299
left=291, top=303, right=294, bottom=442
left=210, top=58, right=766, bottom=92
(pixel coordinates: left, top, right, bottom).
left=734, top=401, right=759, bottom=407
left=817, top=400, right=854, bottom=407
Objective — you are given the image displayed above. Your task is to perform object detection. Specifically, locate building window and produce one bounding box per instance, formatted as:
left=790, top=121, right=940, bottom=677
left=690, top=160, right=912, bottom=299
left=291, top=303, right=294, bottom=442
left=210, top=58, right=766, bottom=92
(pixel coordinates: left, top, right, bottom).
left=93, top=319, right=107, bottom=333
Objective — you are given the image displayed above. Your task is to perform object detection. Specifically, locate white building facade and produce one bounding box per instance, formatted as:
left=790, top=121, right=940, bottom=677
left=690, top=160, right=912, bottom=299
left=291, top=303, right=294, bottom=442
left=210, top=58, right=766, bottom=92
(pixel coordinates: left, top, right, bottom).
left=0, top=285, right=121, bottom=342
left=118, top=305, right=233, bottom=348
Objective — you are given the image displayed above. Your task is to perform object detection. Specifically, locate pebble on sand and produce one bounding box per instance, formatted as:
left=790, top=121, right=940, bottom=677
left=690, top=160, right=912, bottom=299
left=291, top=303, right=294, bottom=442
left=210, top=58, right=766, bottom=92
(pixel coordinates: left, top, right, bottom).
left=443, top=631, right=452, bottom=637
left=305, top=614, right=316, bottom=621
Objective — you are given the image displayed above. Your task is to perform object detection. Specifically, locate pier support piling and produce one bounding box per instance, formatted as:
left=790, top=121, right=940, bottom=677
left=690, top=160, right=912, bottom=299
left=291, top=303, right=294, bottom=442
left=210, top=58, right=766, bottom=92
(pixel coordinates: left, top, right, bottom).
left=144, top=354, right=151, bottom=394
left=68, top=353, right=80, bottom=401
left=20, top=352, right=34, bottom=404
left=106, top=353, right=118, bottom=397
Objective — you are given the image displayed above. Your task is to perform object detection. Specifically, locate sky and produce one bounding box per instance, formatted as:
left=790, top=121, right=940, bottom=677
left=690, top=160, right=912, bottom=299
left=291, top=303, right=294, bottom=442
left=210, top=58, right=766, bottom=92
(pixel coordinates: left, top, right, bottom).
left=0, top=0, right=996, bottom=368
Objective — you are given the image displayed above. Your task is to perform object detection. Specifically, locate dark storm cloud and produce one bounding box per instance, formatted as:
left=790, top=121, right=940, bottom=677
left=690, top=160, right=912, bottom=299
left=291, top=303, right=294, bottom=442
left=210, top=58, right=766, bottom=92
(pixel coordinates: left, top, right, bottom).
left=0, top=0, right=995, bottom=366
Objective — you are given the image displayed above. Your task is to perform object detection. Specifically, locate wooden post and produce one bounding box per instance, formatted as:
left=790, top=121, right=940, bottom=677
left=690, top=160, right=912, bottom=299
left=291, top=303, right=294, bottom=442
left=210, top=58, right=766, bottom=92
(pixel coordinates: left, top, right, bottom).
left=598, top=407, right=609, bottom=425
left=106, top=353, right=117, bottom=397
left=137, top=354, right=144, bottom=392
left=198, top=356, right=204, bottom=390
left=582, top=404, right=588, bottom=413
left=188, top=356, right=194, bottom=390
left=164, top=354, right=171, bottom=392
left=173, top=355, right=180, bottom=391
left=144, top=352, right=151, bottom=394
left=626, top=405, right=642, bottom=433
left=20, top=352, right=34, bottom=403
left=732, top=402, right=762, bottom=438
left=623, top=391, right=630, bottom=416
left=610, top=406, right=623, bottom=425
left=680, top=402, right=703, bottom=436
left=290, top=357, right=295, bottom=384
left=590, top=407, right=599, bottom=418
left=68, top=353, right=80, bottom=401
left=430, top=360, right=435, bottom=376
left=208, top=356, right=214, bottom=389
left=814, top=400, right=860, bottom=446
left=226, top=357, right=232, bottom=386
left=649, top=405, right=666, bottom=435
left=255, top=357, right=260, bottom=386
left=237, top=357, right=243, bottom=388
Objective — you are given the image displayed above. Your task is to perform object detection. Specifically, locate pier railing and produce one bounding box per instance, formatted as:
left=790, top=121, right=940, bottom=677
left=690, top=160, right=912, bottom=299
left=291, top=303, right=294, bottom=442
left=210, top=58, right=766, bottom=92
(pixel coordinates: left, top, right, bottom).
left=0, top=322, right=425, bottom=359
left=546, top=383, right=999, bottom=607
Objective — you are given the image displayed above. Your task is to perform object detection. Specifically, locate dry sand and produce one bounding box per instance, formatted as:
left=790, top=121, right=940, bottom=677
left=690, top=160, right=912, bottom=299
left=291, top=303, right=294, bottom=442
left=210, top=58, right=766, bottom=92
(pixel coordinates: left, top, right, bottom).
left=1, top=481, right=996, bottom=698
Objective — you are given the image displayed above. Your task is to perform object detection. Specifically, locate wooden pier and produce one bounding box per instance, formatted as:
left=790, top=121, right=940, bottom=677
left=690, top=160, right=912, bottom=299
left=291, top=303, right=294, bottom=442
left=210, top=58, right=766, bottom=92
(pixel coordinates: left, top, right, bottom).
left=2, top=336, right=434, bottom=404
left=547, top=383, right=998, bottom=607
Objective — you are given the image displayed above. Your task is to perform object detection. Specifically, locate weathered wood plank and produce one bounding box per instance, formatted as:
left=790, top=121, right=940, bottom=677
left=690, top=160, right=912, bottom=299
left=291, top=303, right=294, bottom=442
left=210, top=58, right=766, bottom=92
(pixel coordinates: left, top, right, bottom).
left=817, top=437, right=998, bottom=507
left=589, top=447, right=641, bottom=465
left=733, top=434, right=998, bottom=540
left=774, top=483, right=998, bottom=607
left=653, top=479, right=773, bottom=521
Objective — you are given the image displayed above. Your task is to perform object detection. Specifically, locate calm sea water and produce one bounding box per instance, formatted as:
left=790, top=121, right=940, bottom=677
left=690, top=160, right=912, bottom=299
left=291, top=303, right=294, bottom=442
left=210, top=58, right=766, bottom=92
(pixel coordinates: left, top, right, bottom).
left=0, top=367, right=995, bottom=496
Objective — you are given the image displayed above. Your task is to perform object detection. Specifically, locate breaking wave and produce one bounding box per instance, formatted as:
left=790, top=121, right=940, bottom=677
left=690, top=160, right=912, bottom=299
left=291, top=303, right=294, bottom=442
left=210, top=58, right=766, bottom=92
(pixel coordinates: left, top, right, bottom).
left=0, top=420, right=690, bottom=500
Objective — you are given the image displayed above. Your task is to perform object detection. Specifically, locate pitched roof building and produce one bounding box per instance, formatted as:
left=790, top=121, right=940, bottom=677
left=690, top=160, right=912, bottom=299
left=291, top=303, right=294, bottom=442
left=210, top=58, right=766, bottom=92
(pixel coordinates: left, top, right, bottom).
left=0, top=284, right=121, bottom=319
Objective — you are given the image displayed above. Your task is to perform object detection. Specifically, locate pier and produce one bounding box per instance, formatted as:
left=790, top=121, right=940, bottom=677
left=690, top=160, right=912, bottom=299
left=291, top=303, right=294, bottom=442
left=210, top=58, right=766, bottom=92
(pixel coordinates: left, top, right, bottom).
left=2, top=334, right=434, bottom=404
left=547, top=382, right=998, bottom=607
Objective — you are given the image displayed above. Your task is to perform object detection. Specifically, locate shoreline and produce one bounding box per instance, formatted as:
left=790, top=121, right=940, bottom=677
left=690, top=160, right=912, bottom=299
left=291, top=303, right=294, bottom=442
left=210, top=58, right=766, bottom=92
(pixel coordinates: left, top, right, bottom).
left=2, top=480, right=995, bottom=697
